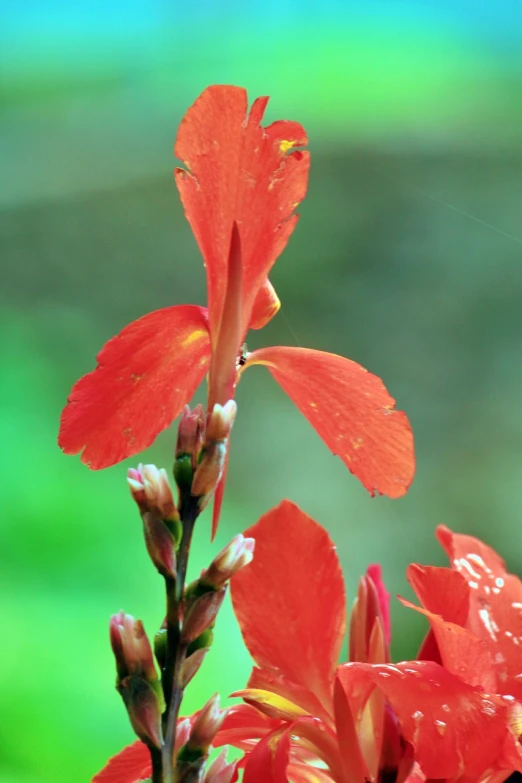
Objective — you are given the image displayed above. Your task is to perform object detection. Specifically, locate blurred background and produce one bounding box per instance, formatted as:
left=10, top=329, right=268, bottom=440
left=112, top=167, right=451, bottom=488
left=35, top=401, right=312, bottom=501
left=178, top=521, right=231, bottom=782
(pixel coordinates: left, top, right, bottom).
left=1, top=0, right=522, bottom=780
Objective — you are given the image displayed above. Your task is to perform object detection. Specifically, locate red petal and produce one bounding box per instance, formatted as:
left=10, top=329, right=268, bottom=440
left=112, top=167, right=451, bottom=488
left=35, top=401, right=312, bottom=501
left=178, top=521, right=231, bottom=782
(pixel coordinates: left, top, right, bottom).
left=333, top=676, right=369, bottom=782
left=174, top=86, right=309, bottom=338
left=247, top=667, right=333, bottom=727
left=59, top=306, right=210, bottom=469
left=437, top=525, right=522, bottom=699
left=242, top=730, right=290, bottom=783
left=417, top=628, right=442, bottom=664
left=337, top=661, right=511, bottom=780
left=214, top=703, right=283, bottom=751
left=407, top=564, right=470, bottom=626
left=92, top=742, right=151, bottom=783
left=367, top=564, right=392, bottom=647
left=230, top=500, right=346, bottom=712
left=249, top=279, right=281, bottom=331
left=246, top=346, right=415, bottom=498
left=399, top=596, right=497, bottom=691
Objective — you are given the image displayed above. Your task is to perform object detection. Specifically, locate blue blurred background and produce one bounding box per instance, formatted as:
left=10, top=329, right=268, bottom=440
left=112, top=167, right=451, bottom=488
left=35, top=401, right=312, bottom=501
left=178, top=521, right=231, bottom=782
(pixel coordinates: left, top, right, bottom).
left=2, top=1, right=522, bottom=781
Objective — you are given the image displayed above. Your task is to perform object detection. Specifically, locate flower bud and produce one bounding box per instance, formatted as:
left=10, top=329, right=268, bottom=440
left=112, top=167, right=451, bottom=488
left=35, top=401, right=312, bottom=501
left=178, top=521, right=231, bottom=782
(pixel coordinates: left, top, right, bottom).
left=176, top=404, right=205, bottom=465
left=181, top=587, right=226, bottom=645
left=349, top=565, right=390, bottom=664
left=128, top=464, right=179, bottom=523
left=110, top=613, right=164, bottom=748
left=187, top=694, right=227, bottom=752
left=142, top=511, right=177, bottom=579
left=203, top=748, right=239, bottom=783
left=118, top=675, right=163, bottom=749
left=200, top=534, right=255, bottom=589
left=110, top=612, right=159, bottom=685
left=191, top=401, right=237, bottom=508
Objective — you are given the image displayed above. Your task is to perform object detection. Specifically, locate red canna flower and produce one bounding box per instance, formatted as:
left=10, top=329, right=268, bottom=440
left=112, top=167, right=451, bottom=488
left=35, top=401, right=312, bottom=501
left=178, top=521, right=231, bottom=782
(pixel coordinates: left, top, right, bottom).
left=215, top=500, right=521, bottom=782
left=58, top=85, right=415, bottom=536
left=400, top=525, right=522, bottom=782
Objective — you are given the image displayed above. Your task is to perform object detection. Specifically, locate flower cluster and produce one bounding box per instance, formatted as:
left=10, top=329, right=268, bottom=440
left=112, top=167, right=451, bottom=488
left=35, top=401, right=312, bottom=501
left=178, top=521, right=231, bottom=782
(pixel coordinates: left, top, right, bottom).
left=56, top=85, right=521, bottom=783
left=96, top=500, right=522, bottom=782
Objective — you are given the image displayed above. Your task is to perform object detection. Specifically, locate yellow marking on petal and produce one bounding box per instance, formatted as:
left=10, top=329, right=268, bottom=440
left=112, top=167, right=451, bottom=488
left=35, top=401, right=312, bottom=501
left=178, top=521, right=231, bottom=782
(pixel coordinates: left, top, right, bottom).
left=279, top=139, right=296, bottom=154
left=233, top=688, right=308, bottom=721
left=309, top=401, right=317, bottom=408
left=352, top=437, right=364, bottom=450
left=181, top=329, right=207, bottom=347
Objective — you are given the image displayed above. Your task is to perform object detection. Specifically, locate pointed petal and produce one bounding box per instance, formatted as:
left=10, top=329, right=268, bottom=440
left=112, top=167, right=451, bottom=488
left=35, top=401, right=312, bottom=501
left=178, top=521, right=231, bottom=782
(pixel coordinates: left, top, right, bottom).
left=230, top=500, right=346, bottom=712
left=407, top=564, right=470, bottom=626
left=242, top=730, right=290, bottom=783
left=399, top=596, right=497, bottom=691
left=249, top=279, right=281, bottom=330
left=174, top=86, right=309, bottom=337
left=337, top=661, right=511, bottom=780
left=333, top=676, right=369, bottom=783
left=246, top=346, right=415, bottom=497
left=437, top=525, right=522, bottom=699
left=366, top=564, right=392, bottom=647
left=92, top=742, right=151, bottom=783
left=59, top=306, right=210, bottom=469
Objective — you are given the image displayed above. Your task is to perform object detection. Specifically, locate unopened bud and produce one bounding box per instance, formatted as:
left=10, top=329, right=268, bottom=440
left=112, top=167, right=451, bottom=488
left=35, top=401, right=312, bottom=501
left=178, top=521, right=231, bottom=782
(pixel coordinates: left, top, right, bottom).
left=142, top=511, right=177, bottom=579
left=176, top=404, right=205, bottom=464
left=200, top=534, right=255, bottom=589
left=128, top=464, right=179, bottom=523
left=187, top=694, right=227, bottom=752
left=181, top=587, right=226, bottom=645
left=203, top=748, right=239, bottom=783
left=110, top=612, right=158, bottom=684
left=191, top=401, right=237, bottom=508
left=118, top=675, right=163, bottom=748
left=349, top=566, right=390, bottom=664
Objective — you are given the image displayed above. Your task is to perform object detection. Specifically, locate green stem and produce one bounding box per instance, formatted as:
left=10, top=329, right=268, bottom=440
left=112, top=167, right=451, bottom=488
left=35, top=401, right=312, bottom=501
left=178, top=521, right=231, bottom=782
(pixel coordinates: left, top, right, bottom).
left=160, top=498, right=199, bottom=783
left=149, top=746, right=163, bottom=783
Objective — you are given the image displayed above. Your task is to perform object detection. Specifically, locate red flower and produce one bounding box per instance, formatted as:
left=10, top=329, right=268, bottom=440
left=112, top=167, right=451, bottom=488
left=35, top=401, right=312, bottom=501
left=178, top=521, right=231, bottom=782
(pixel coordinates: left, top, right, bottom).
left=217, top=501, right=521, bottom=782
left=58, top=85, right=415, bottom=535
left=400, top=524, right=522, bottom=781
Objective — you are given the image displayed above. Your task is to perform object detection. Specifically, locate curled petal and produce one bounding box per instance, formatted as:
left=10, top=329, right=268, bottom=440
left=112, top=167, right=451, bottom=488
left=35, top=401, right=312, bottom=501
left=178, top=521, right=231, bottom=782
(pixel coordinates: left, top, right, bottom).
left=399, top=596, right=497, bottom=691
left=437, top=525, right=522, bottom=699
left=337, top=660, right=512, bottom=780
left=245, top=346, right=415, bottom=498
left=175, top=85, right=309, bottom=338
left=59, top=306, right=210, bottom=469
left=249, top=279, right=281, bottom=330
left=231, top=500, right=346, bottom=713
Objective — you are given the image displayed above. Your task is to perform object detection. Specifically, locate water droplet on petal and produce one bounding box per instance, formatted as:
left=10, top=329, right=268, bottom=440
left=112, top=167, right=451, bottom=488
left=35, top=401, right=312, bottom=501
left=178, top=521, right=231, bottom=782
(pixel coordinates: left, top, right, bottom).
left=434, top=719, right=447, bottom=736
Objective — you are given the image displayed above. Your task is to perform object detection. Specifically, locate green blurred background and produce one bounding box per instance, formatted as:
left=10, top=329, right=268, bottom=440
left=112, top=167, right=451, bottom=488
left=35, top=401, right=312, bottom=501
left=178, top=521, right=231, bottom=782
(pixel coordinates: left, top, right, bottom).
left=2, top=1, right=522, bottom=780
